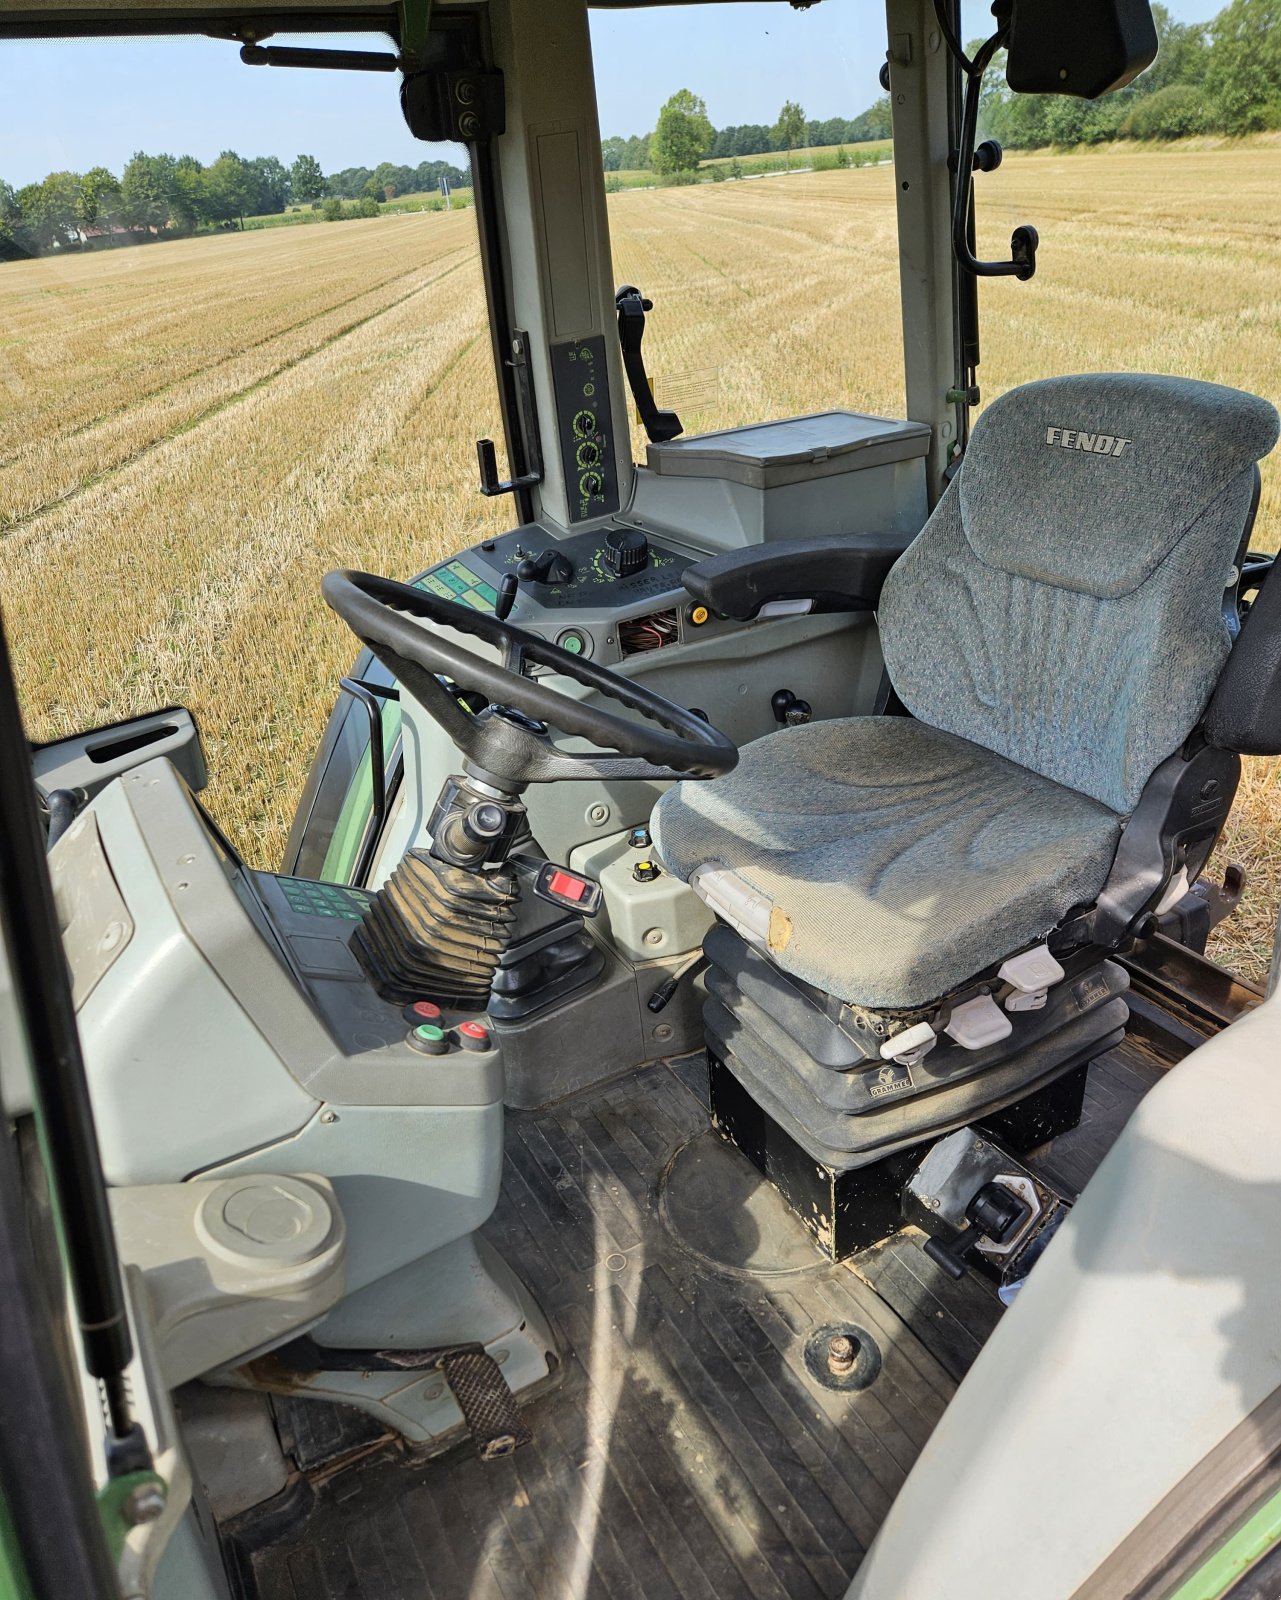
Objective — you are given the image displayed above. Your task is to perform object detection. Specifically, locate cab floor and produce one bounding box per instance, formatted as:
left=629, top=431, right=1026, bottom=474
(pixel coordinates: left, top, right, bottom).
left=227, top=1046, right=1160, bottom=1600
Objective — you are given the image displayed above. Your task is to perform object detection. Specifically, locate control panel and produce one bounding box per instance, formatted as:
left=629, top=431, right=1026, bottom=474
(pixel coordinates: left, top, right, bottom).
left=253, top=872, right=499, bottom=1067
left=414, top=523, right=708, bottom=660
left=550, top=335, right=619, bottom=523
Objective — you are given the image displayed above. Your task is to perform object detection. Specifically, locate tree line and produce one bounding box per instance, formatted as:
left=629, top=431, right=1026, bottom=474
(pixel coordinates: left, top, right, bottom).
left=983, top=0, right=1278, bottom=147
left=603, top=0, right=1279, bottom=175
left=1, top=150, right=471, bottom=257
left=601, top=96, right=893, bottom=174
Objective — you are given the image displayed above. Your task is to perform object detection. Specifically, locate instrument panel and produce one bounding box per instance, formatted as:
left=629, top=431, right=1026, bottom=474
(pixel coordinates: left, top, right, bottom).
left=415, top=523, right=707, bottom=664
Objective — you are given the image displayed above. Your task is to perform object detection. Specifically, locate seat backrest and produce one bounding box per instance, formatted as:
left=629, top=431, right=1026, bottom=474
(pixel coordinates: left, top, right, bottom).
left=878, top=374, right=1279, bottom=815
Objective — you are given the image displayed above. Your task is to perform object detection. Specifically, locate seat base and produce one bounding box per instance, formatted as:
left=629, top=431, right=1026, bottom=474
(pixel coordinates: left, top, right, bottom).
left=709, top=1052, right=1096, bottom=1262
left=703, top=924, right=1130, bottom=1167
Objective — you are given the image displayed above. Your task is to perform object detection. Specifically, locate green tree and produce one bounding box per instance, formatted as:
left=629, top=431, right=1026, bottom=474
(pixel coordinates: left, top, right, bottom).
left=167, top=155, right=208, bottom=233
left=290, top=153, right=326, bottom=203
left=1125, top=82, right=1213, bottom=137
left=1142, top=4, right=1210, bottom=93
left=1205, top=0, right=1281, bottom=133
left=650, top=88, right=714, bottom=175
left=120, top=152, right=175, bottom=231
left=0, top=180, right=26, bottom=256
left=204, top=151, right=256, bottom=227
left=773, top=100, right=806, bottom=167
left=247, top=155, right=290, bottom=213
left=76, top=166, right=121, bottom=237
left=28, top=171, right=84, bottom=249
left=848, top=95, right=894, bottom=142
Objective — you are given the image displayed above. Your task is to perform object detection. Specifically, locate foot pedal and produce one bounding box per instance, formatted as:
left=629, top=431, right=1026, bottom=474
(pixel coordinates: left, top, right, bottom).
left=439, top=1348, right=532, bottom=1461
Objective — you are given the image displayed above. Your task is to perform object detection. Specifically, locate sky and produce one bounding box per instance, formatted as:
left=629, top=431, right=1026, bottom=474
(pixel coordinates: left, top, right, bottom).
left=0, top=0, right=1218, bottom=188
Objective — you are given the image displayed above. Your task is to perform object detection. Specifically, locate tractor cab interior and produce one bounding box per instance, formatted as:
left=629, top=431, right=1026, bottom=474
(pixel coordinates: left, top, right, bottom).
left=4, top=0, right=1281, bottom=1596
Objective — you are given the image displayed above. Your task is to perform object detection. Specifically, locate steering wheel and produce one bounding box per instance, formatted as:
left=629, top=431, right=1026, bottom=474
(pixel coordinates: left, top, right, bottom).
left=322, top=570, right=738, bottom=787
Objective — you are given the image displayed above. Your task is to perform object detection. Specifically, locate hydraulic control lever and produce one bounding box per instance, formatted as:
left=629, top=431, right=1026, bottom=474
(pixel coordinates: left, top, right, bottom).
left=923, top=1181, right=1033, bottom=1281
left=615, top=285, right=683, bottom=445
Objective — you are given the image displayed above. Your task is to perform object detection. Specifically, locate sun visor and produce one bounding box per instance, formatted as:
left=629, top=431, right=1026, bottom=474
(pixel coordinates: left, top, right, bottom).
left=1005, top=0, right=1158, bottom=99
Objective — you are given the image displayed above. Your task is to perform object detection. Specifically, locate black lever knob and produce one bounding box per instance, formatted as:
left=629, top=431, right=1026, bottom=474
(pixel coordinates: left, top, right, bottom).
left=604, top=529, right=649, bottom=577
left=922, top=1180, right=1033, bottom=1281
left=517, top=549, right=574, bottom=586
left=494, top=573, right=518, bottom=620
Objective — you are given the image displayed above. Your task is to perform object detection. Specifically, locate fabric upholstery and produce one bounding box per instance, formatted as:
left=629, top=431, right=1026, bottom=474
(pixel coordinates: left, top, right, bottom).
left=879, top=374, right=1279, bottom=813
left=652, top=717, right=1122, bottom=1011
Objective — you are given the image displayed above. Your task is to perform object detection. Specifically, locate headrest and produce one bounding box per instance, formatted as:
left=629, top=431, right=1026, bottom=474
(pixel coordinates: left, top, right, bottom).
left=959, top=374, right=1279, bottom=599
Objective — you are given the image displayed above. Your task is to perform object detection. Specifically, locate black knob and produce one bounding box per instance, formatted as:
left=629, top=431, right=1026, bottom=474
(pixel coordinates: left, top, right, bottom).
left=632, top=860, right=661, bottom=883
left=495, top=574, right=518, bottom=620
left=604, top=529, right=649, bottom=577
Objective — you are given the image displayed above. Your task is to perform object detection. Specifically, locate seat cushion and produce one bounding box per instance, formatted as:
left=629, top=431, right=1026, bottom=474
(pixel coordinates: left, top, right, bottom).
left=651, top=717, right=1123, bottom=1011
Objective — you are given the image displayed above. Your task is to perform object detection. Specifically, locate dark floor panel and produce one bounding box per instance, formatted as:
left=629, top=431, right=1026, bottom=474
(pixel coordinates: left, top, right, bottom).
left=852, top=1232, right=1002, bottom=1384
left=236, top=1062, right=960, bottom=1600
left=1029, top=1043, right=1165, bottom=1196
left=230, top=1048, right=1170, bottom=1600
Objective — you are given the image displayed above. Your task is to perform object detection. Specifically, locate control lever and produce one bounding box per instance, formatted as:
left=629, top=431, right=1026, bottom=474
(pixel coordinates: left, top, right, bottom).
left=923, top=1181, right=1033, bottom=1281
left=771, top=689, right=813, bottom=727
left=516, top=549, right=575, bottom=586
left=615, top=285, right=683, bottom=445
left=494, top=574, right=518, bottom=620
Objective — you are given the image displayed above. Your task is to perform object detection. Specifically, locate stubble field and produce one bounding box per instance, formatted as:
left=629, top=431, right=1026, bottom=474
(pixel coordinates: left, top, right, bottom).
left=2, top=143, right=1279, bottom=975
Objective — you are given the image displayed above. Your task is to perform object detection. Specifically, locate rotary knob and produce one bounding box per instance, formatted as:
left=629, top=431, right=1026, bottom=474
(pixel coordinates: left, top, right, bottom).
left=603, top=529, right=649, bottom=577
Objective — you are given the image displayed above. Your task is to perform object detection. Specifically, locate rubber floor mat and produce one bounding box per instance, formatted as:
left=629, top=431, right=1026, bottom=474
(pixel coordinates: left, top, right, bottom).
left=231, top=1061, right=964, bottom=1600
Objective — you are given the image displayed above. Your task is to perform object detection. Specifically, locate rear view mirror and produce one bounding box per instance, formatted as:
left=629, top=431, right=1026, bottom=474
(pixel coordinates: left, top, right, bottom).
left=31, top=706, right=209, bottom=802
left=1005, top=0, right=1158, bottom=99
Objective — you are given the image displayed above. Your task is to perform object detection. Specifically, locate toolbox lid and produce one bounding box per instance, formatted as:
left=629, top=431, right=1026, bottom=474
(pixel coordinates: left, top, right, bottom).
left=646, top=410, right=932, bottom=490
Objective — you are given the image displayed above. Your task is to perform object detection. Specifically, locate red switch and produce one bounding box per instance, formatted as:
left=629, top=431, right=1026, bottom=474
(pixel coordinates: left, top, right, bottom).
left=548, top=869, right=587, bottom=902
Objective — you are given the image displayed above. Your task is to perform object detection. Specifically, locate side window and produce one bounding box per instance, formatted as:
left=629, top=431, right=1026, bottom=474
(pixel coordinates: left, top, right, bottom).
left=590, top=2, right=903, bottom=454
left=285, top=653, right=402, bottom=885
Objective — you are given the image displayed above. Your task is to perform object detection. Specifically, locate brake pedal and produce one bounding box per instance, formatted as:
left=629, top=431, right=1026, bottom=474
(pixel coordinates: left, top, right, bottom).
left=438, top=1348, right=532, bottom=1461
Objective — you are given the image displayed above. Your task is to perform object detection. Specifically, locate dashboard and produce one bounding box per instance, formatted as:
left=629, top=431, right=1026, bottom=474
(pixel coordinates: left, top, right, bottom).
left=414, top=522, right=718, bottom=666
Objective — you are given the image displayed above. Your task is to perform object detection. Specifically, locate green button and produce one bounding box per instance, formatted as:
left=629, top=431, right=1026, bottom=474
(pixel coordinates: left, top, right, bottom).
left=560, top=632, right=584, bottom=654
left=446, top=561, right=478, bottom=584
left=460, top=590, right=491, bottom=611
left=438, top=570, right=468, bottom=595
left=415, top=1024, right=445, bottom=1041
left=422, top=576, right=453, bottom=600
left=475, top=582, right=499, bottom=605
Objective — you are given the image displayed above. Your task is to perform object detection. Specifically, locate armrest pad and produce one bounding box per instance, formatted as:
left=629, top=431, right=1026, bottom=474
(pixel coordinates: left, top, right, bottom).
left=682, top=531, right=913, bottom=622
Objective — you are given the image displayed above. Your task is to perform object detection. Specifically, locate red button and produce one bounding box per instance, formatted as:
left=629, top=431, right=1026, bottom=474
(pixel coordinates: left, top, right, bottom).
left=548, top=869, right=586, bottom=902
left=459, top=1021, right=490, bottom=1040
left=407, top=1001, right=442, bottom=1021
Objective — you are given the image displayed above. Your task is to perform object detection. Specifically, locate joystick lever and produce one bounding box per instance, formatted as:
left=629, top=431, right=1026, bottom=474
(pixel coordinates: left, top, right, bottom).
left=517, top=549, right=575, bottom=586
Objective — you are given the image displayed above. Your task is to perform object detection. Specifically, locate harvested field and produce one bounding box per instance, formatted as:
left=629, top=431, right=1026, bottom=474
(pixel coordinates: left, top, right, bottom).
left=2, top=143, right=1279, bottom=975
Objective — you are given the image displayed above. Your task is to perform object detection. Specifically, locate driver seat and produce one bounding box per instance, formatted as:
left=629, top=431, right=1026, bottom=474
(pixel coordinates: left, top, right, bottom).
left=652, top=374, right=1280, bottom=1170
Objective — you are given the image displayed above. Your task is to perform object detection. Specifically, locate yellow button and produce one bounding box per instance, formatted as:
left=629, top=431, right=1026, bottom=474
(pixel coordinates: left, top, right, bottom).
left=690, top=605, right=709, bottom=626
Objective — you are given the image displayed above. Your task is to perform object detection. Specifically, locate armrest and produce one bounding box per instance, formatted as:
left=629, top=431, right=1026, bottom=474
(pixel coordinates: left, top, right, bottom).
left=681, top=531, right=913, bottom=622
